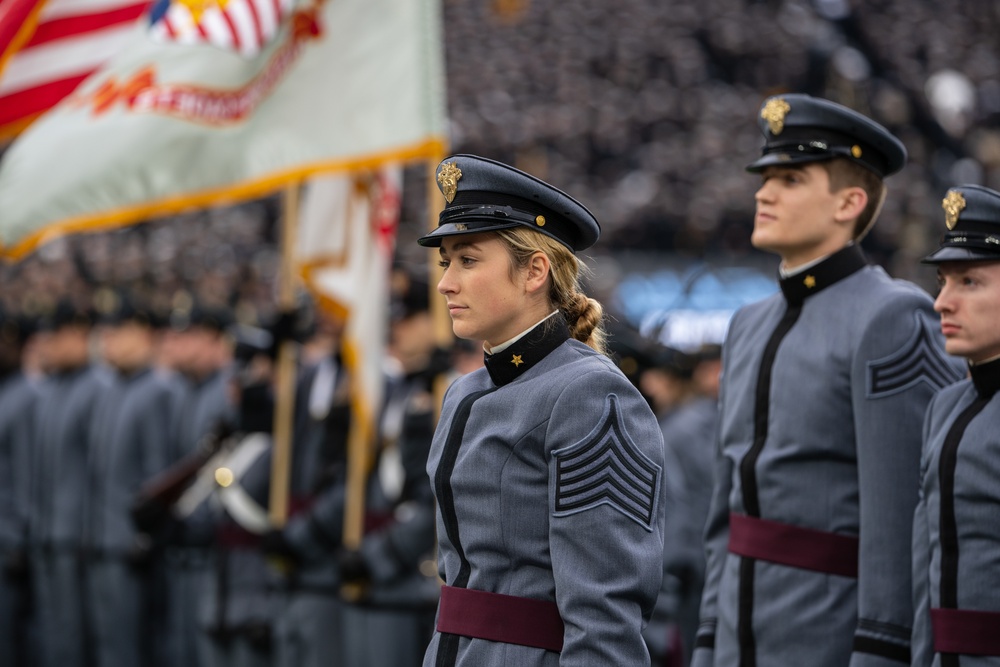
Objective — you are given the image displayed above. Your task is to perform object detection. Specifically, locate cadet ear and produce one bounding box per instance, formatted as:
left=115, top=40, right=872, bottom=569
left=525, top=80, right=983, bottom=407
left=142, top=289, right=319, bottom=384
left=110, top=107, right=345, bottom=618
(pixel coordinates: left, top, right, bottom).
left=524, top=251, right=551, bottom=295
left=834, top=186, right=869, bottom=225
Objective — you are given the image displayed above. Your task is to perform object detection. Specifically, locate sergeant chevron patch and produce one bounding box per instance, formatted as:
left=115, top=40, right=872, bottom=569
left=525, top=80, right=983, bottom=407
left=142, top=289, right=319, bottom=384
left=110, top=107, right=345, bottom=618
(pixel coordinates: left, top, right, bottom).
left=868, top=314, right=959, bottom=397
left=552, top=395, right=661, bottom=530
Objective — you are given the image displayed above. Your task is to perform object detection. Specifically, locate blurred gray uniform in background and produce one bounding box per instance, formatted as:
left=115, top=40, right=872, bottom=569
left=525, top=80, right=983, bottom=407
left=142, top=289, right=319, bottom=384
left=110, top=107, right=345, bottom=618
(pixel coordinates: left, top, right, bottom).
left=0, top=314, right=39, bottom=667
left=644, top=331, right=723, bottom=667
left=263, top=352, right=351, bottom=667
left=84, top=363, right=175, bottom=667
left=31, top=341, right=111, bottom=667
left=339, top=356, right=443, bottom=667
left=186, top=431, right=276, bottom=667
left=162, top=307, right=235, bottom=667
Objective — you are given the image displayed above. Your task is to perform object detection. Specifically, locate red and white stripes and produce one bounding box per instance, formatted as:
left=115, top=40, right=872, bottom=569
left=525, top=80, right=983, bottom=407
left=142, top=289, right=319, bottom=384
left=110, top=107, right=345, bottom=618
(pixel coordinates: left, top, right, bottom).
left=0, top=0, right=151, bottom=137
left=149, top=0, right=295, bottom=58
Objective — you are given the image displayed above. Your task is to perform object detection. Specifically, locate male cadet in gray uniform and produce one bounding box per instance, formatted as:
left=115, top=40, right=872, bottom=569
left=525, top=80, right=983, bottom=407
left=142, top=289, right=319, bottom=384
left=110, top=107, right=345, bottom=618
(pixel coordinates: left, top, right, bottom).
left=645, top=318, right=725, bottom=667
left=163, top=303, right=236, bottom=667
left=912, top=185, right=1000, bottom=666
left=0, top=308, right=40, bottom=667
left=83, top=293, right=176, bottom=667
left=29, top=300, right=112, bottom=667
left=260, top=308, right=352, bottom=667
left=692, top=94, right=963, bottom=667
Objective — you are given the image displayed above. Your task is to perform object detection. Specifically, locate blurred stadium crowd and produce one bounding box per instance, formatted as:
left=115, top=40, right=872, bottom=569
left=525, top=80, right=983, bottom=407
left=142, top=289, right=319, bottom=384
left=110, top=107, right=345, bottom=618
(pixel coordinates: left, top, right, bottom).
left=4, top=0, right=1000, bottom=321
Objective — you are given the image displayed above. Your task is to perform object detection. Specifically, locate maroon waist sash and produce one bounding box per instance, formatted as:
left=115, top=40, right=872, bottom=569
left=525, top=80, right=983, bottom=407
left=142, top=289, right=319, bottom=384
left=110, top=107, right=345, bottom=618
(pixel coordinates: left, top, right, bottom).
left=931, top=608, right=1000, bottom=656
left=437, top=585, right=564, bottom=653
left=728, top=513, right=859, bottom=578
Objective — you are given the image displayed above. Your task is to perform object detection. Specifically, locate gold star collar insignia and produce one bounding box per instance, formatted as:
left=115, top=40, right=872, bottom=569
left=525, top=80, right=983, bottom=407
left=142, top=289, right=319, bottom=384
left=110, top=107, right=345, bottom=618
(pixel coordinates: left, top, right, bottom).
left=942, top=190, right=966, bottom=230
left=761, top=97, right=791, bottom=135
left=803, top=275, right=817, bottom=288
left=511, top=354, right=523, bottom=367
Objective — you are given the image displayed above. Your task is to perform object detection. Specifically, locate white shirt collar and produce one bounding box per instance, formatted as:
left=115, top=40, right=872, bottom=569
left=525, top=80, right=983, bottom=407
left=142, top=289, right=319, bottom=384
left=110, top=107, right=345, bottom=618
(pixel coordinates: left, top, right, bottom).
left=485, top=311, right=560, bottom=356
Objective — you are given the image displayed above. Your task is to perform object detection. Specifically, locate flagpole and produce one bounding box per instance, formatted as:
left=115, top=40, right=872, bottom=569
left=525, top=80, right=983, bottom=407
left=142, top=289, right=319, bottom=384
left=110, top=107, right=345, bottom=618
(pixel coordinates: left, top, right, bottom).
left=340, top=175, right=366, bottom=578
left=268, top=180, right=300, bottom=527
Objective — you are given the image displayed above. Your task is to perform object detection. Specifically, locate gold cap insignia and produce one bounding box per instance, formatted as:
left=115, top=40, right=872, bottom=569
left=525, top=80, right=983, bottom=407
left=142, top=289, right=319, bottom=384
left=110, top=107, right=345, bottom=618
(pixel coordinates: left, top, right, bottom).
left=535, top=215, right=546, bottom=227
left=437, top=162, right=462, bottom=203
left=511, top=354, right=523, bottom=367
left=851, top=145, right=862, bottom=159
left=942, top=190, right=966, bottom=230
left=761, top=98, right=792, bottom=135
left=454, top=223, right=467, bottom=231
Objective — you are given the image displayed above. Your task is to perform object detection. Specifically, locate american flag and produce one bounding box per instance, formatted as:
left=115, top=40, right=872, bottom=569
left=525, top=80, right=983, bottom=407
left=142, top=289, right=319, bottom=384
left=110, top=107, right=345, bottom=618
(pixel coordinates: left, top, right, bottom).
left=0, top=0, right=151, bottom=139
left=148, top=0, right=296, bottom=58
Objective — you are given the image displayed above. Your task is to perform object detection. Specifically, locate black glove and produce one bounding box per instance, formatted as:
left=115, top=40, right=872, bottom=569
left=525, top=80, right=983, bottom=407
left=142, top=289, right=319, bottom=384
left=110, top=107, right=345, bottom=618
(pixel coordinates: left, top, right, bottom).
left=242, top=621, right=273, bottom=654
left=260, top=529, right=300, bottom=566
left=337, top=548, right=372, bottom=586
left=131, top=497, right=171, bottom=535
left=2, top=549, right=29, bottom=583
left=126, top=534, right=155, bottom=572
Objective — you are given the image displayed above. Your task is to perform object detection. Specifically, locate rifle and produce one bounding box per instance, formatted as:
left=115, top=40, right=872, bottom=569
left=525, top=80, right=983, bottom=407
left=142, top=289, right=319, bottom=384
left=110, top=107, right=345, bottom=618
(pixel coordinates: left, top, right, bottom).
left=130, top=419, right=235, bottom=534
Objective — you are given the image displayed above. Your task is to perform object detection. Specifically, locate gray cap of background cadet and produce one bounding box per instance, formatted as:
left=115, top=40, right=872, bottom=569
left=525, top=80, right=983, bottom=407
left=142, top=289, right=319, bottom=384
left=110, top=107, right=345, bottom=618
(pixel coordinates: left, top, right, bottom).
left=417, top=154, right=601, bottom=252
left=746, top=93, right=907, bottom=178
left=922, top=184, right=1000, bottom=264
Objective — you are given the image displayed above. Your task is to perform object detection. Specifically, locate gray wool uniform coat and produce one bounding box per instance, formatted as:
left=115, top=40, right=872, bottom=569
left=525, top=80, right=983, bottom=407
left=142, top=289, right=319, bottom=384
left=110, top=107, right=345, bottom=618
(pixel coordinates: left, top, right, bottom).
left=423, top=318, right=666, bottom=667
left=911, top=359, right=1000, bottom=667
left=30, top=364, right=113, bottom=667
left=692, top=245, right=963, bottom=667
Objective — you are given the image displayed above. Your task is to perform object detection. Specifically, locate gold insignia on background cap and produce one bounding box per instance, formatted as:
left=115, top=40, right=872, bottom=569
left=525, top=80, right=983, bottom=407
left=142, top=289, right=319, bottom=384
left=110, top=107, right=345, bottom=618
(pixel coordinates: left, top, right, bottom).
left=437, top=162, right=463, bottom=203
left=535, top=215, right=546, bottom=227
left=942, top=190, right=967, bottom=230
left=851, top=145, right=862, bottom=158
left=761, top=97, right=792, bottom=135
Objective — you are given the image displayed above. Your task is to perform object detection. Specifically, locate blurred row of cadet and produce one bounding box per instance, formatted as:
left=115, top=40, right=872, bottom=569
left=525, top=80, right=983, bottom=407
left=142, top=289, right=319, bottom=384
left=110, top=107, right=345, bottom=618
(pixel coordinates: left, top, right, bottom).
left=0, top=269, right=483, bottom=667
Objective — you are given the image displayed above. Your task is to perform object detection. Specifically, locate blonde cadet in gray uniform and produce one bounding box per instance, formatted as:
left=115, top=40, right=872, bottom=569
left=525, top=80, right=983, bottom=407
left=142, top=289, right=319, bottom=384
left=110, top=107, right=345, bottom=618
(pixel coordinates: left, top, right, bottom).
left=912, top=185, right=1000, bottom=666
left=417, top=154, right=666, bottom=666
left=692, top=95, right=963, bottom=667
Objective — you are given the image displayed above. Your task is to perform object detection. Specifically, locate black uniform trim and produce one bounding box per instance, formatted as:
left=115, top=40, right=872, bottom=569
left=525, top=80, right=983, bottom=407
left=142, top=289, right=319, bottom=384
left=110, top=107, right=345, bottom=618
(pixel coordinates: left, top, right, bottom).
left=483, top=317, right=570, bottom=387
left=735, top=303, right=801, bottom=667
left=868, top=316, right=958, bottom=397
left=937, top=393, right=991, bottom=667
left=434, top=387, right=499, bottom=667
left=734, top=245, right=868, bottom=667
left=778, top=244, right=867, bottom=306
left=852, top=635, right=911, bottom=663
left=970, top=356, right=1000, bottom=398
left=553, top=395, right=661, bottom=530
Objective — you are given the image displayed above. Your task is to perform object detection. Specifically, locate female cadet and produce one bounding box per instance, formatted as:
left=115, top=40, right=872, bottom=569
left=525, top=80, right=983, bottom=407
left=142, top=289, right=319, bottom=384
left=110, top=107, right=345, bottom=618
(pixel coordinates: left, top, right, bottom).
left=912, top=185, right=1000, bottom=666
left=416, top=154, right=666, bottom=666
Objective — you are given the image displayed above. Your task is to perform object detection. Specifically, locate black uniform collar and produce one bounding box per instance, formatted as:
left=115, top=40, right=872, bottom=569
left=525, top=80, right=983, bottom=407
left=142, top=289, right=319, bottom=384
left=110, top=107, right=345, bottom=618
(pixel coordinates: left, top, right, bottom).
left=970, top=357, right=1000, bottom=398
left=779, top=244, right=868, bottom=306
left=483, top=317, right=570, bottom=387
